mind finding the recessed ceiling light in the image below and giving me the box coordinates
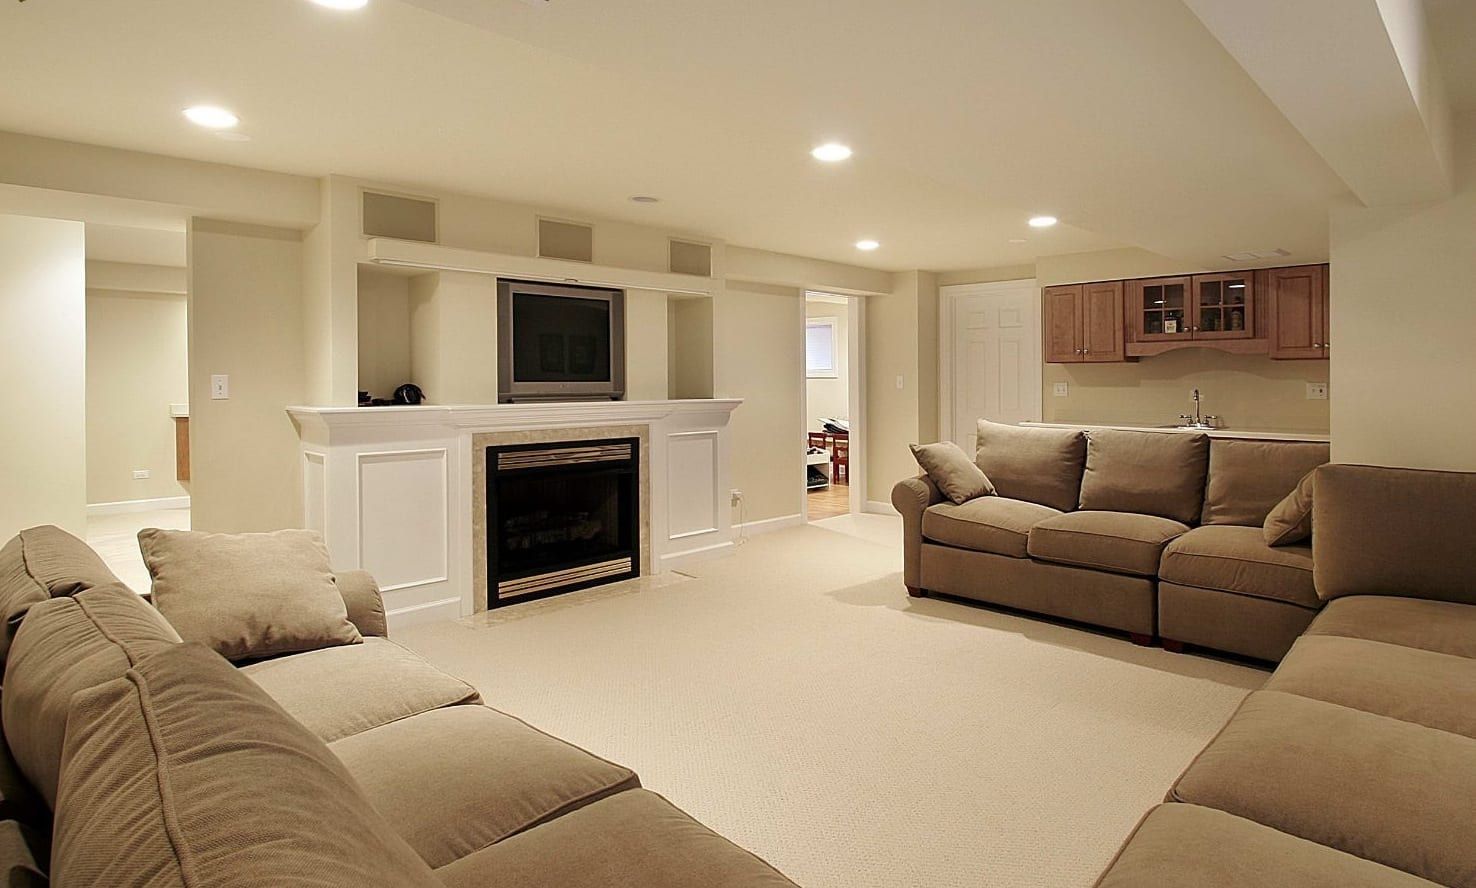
[1028,215,1058,228]
[811,142,853,162]
[183,106,239,129]
[309,0,370,9]
[855,239,880,251]
[629,195,660,204]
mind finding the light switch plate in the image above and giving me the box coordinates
[1053,382,1069,397]
[1306,382,1328,400]
[210,374,229,400]
[895,375,904,390]
[132,469,151,480]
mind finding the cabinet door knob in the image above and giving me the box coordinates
[1313,343,1322,348]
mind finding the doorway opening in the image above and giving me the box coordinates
[802,291,863,522]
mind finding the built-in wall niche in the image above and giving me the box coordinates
[537,218,594,263]
[357,266,414,402]
[667,294,714,399]
[361,190,438,244]
[669,239,712,277]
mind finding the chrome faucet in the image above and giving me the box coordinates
[1178,389,1220,430]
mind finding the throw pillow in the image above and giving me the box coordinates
[139,528,362,662]
[1263,471,1315,547]
[910,442,995,504]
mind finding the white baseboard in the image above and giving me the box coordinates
[659,539,736,571]
[865,500,900,516]
[87,496,190,517]
[737,513,804,536]
[385,596,462,630]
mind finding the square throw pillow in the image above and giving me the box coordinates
[1263,471,1315,547]
[910,442,995,504]
[139,529,362,662]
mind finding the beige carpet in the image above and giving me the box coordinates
[396,514,1266,888]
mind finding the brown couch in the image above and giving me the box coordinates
[0,526,796,887]
[1096,463,1476,887]
[893,420,1330,660]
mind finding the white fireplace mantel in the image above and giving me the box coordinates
[288,399,742,629]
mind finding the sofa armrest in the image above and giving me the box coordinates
[892,475,944,590]
[333,570,388,638]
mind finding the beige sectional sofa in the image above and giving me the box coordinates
[893,420,1330,660]
[1096,463,1476,887]
[0,526,796,887]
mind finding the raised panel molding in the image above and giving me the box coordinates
[357,448,449,592]
[303,451,327,538]
[666,430,719,539]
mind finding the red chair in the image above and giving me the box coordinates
[831,437,849,484]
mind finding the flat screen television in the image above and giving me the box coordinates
[497,279,626,402]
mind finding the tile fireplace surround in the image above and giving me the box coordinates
[288,400,741,629]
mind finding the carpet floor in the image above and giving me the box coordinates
[396,514,1266,888]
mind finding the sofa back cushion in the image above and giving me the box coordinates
[51,643,441,888]
[1314,464,1476,604]
[1077,430,1209,524]
[1201,439,1330,526]
[1,585,180,809]
[974,420,1086,512]
[0,819,46,888]
[0,526,121,671]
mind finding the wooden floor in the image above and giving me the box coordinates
[806,481,851,520]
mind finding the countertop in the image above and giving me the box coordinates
[1021,421,1329,443]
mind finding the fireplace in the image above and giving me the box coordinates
[485,438,640,607]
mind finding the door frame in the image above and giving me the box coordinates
[938,278,1042,446]
[798,291,866,521]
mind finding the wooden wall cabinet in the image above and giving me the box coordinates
[1043,282,1125,363]
[1265,264,1329,359]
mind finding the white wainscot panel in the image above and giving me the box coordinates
[666,430,718,539]
[303,451,326,537]
[357,449,449,592]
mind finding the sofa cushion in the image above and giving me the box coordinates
[2,584,180,809]
[1170,690,1476,888]
[1027,511,1188,577]
[1159,525,1317,608]
[0,716,47,831]
[435,788,797,888]
[139,527,362,662]
[910,441,994,504]
[974,420,1085,512]
[1096,803,1441,888]
[239,637,480,742]
[922,497,1061,558]
[0,819,47,888]
[1078,429,1209,524]
[1263,470,1315,546]
[51,643,440,888]
[0,526,121,670]
[1266,635,1476,738]
[334,569,388,638]
[1304,595,1476,660]
[1314,464,1476,605]
[331,705,639,868]
[1200,439,1329,527]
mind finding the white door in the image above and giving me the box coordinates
[942,280,1042,455]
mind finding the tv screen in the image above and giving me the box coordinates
[510,292,613,384]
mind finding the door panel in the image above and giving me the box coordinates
[1191,273,1254,340]
[1267,266,1325,359]
[1043,285,1082,363]
[1081,281,1124,361]
[1132,277,1194,342]
[951,284,1042,454]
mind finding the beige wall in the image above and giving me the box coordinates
[667,296,714,399]
[85,289,189,505]
[356,267,412,400]
[0,214,86,537]
[408,271,499,405]
[866,272,940,504]
[187,219,305,532]
[1329,114,1476,470]
[625,290,670,400]
[805,300,849,430]
[715,284,803,523]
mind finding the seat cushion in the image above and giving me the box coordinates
[1200,439,1329,526]
[1097,803,1441,888]
[1304,595,1476,659]
[0,819,47,888]
[331,705,638,868]
[1314,464,1476,605]
[1170,690,1476,888]
[1027,511,1188,577]
[922,497,1061,558]
[435,788,797,888]
[2,584,180,809]
[1267,635,1476,738]
[1078,429,1209,524]
[0,526,121,669]
[52,643,440,888]
[1159,525,1316,607]
[974,420,1086,512]
[239,636,480,742]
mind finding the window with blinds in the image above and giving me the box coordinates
[806,318,838,378]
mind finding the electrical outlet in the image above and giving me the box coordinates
[730,489,743,506]
[132,469,151,480]
[895,375,904,390]
[210,374,230,400]
[1306,382,1328,400]
[1053,382,1069,397]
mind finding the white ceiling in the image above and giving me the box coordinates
[0,0,1458,272]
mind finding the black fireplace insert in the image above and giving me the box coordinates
[486,437,639,607]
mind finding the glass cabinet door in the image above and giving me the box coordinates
[1191,274,1253,339]
[1136,277,1192,341]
